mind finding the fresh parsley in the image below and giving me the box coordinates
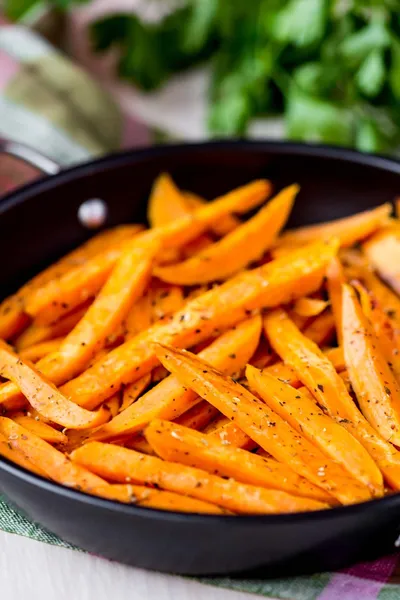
[6,0,400,152]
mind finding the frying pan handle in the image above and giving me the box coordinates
[0,138,60,175]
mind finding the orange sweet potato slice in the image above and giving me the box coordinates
[145,419,334,503]
[91,316,261,439]
[154,344,373,504]
[91,482,227,513]
[0,345,107,429]
[155,184,298,285]
[278,203,391,248]
[56,239,338,410]
[0,417,107,490]
[246,365,383,496]
[342,284,400,445]
[71,442,328,514]
[264,306,400,490]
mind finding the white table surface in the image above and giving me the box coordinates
[0,530,277,600]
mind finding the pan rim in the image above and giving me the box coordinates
[1,139,400,526]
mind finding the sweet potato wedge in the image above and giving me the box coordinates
[292,297,329,318]
[120,374,151,412]
[11,414,68,445]
[71,442,328,514]
[57,239,339,410]
[35,235,161,385]
[148,173,190,228]
[278,203,391,248]
[91,482,227,513]
[14,302,91,351]
[246,365,383,496]
[264,306,400,490]
[0,345,107,429]
[301,310,336,346]
[91,316,261,439]
[363,228,400,295]
[184,191,241,236]
[145,419,334,503]
[342,284,400,445]
[264,346,345,388]
[0,431,48,478]
[154,344,373,504]
[174,401,220,431]
[353,281,400,383]
[20,338,64,363]
[326,257,346,344]
[0,225,143,339]
[0,417,107,490]
[155,184,298,284]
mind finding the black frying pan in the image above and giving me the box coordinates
[1,140,400,577]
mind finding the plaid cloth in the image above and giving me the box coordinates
[1,21,400,600]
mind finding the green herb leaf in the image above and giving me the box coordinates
[183,0,218,53]
[286,87,353,146]
[356,48,386,97]
[340,21,391,67]
[272,0,328,48]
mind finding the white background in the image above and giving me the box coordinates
[0,530,278,600]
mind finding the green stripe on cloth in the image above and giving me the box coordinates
[0,496,76,550]
[202,573,331,600]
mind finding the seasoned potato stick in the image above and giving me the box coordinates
[0,298,30,341]
[150,283,184,321]
[184,191,241,236]
[25,242,127,325]
[92,316,261,439]
[248,337,275,369]
[174,401,220,431]
[292,297,329,317]
[125,434,156,456]
[203,414,230,434]
[104,395,121,418]
[71,442,328,514]
[58,239,339,409]
[353,281,400,383]
[0,345,107,429]
[155,185,298,285]
[0,225,143,339]
[35,236,161,385]
[265,346,345,388]
[120,374,151,412]
[246,366,383,495]
[20,337,64,363]
[363,228,400,295]
[301,310,335,346]
[342,284,400,445]
[124,292,153,340]
[11,414,67,444]
[181,233,214,258]
[1,238,160,406]
[157,179,272,249]
[264,306,400,489]
[15,302,91,351]
[326,258,346,344]
[0,431,49,478]
[264,308,368,423]
[148,173,190,228]
[92,482,226,513]
[279,203,391,248]
[0,417,107,490]
[154,344,373,504]
[145,419,334,503]
[209,421,256,450]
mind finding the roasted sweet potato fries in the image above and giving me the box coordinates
[0,175,399,515]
